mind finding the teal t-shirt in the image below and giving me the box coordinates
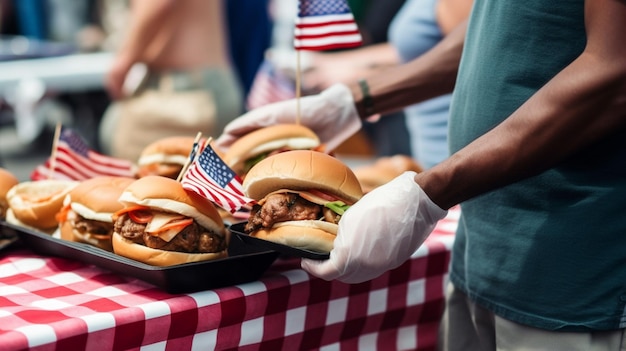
[448,0,626,331]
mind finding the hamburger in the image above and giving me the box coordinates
[242,150,363,253]
[6,179,78,234]
[57,176,135,251]
[0,168,19,220]
[136,136,200,179]
[111,175,229,266]
[353,155,423,193]
[223,124,323,178]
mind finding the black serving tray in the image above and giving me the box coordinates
[230,222,330,260]
[1,221,280,294]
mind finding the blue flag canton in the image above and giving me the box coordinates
[60,128,89,157]
[299,0,350,17]
[199,147,236,188]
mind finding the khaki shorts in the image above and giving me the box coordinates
[439,283,626,351]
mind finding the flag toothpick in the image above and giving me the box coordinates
[48,123,62,180]
[176,132,205,182]
[31,126,136,181]
[180,142,253,213]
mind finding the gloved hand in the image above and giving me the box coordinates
[301,171,448,284]
[215,84,361,152]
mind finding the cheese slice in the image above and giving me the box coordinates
[146,212,187,242]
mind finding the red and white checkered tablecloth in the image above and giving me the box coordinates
[0,207,459,351]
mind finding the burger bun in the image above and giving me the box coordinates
[243,149,362,204]
[224,124,321,176]
[111,232,228,266]
[251,220,337,253]
[6,180,78,231]
[137,136,198,179]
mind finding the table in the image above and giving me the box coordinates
[0,207,459,351]
[0,52,112,95]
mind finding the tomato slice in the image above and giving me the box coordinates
[308,189,338,202]
[113,205,150,221]
[128,209,154,224]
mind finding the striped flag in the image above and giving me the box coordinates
[294,0,363,51]
[246,59,296,110]
[30,127,136,181]
[181,143,253,213]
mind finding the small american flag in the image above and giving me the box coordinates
[294,0,363,51]
[181,143,253,213]
[246,59,296,110]
[30,127,136,181]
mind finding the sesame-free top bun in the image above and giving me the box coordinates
[7,180,78,231]
[70,176,136,215]
[137,136,197,179]
[223,124,321,176]
[118,175,226,235]
[0,168,19,220]
[243,150,363,204]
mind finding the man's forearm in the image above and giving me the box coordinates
[415,0,626,210]
[348,20,467,119]
[117,0,178,64]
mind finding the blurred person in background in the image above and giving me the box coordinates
[302,0,472,168]
[226,0,272,99]
[101,0,244,162]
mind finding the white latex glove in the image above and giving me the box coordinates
[301,171,447,284]
[215,84,361,152]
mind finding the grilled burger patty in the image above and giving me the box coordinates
[244,193,341,233]
[113,214,227,253]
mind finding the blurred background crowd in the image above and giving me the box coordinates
[0,0,433,180]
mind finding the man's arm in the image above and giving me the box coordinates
[416,0,626,209]
[106,0,177,99]
[347,20,467,118]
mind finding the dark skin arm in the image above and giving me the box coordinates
[351,0,626,210]
[349,21,466,119]
[418,0,626,209]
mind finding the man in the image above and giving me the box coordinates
[216,0,626,349]
[102,0,243,161]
